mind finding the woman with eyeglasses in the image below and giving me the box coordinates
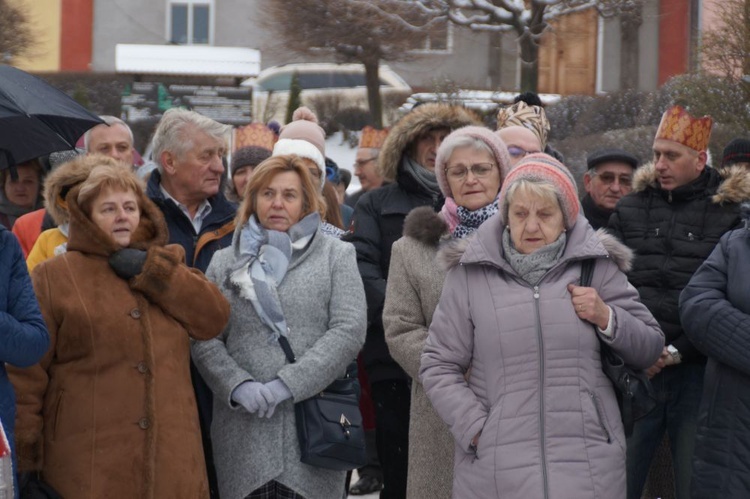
[382,126,511,499]
[497,126,543,167]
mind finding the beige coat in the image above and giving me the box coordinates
[383,207,454,499]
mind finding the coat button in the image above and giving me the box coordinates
[138,418,150,430]
[137,362,148,374]
[130,308,141,319]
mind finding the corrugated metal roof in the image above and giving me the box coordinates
[115,44,261,77]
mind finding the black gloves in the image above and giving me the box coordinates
[108,248,148,280]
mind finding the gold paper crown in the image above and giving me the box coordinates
[655,105,713,152]
[359,126,389,149]
[233,123,277,152]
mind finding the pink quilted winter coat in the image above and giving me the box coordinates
[420,213,664,499]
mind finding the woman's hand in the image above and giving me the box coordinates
[231,381,275,417]
[567,284,610,331]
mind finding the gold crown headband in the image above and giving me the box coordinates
[359,126,389,149]
[655,105,713,152]
[234,123,277,151]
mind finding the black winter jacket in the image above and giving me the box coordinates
[680,206,750,498]
[349,168,439,383]
[609,165,743,362]
[146,171,236,273]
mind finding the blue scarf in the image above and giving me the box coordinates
[231,212,320,343]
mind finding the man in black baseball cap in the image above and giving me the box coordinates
[582,148,639,229]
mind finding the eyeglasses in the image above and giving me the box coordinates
[592,171,632,187]
[445,163,496,181]
[354,157,377,169]
[507,146,540,159]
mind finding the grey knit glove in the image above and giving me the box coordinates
[263,379,292,418]
[231,381,275,417]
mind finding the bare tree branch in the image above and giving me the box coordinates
[0,0,36,61]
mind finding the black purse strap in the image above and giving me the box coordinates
[278,336,296,364]
[580,258,595,287]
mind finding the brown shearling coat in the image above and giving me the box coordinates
[8,184,230,499]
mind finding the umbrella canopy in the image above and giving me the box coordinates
[0,64,103,170]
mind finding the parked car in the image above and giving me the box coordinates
[242,63,412,124]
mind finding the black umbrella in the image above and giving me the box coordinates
[0,64,103,170]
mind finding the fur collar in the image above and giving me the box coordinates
[438,226,633,273]
[402,206,447,246]
[633,162,750,204]
[378,104,480,181]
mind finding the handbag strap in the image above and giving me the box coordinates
[278,336,296,364]
[580,258,595,287]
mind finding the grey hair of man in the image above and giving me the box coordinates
[151,108,232,174]
[83,115,134,152]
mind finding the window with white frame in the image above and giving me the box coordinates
[169,0,213,45]
[408,19,452,53]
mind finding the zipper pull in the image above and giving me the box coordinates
[533,286,540,299]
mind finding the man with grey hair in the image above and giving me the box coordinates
[346,126,388,209]
[146,108,235,499]
[84,115,136,169]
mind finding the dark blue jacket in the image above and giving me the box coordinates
[0,225,49,482]
[146,171,235,498]
[680,205,750,498]
[146,171,236,273]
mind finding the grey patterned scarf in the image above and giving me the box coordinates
[402,156,440,196]
[231,212,320,343]
[502,227,567,286]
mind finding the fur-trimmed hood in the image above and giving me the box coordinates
[438,214,634,275]
[378,104,480,181]
[633,162,750,204]
[402,206,448,246]
[65,183,169,257]
[43,157,100,226]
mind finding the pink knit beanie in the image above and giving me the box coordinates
[435,126,512,199]
[499,153,580,229]
[273,107,327,190]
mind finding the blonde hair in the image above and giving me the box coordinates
[236,155,326,227]
[77,157,144,215]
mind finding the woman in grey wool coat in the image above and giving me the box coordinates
[383,125,512,499]
[192,155,367,499]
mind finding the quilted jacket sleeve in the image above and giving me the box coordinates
[592,258,664,370]
[420,265,488,454]
[0,230,49,367]
[680,232,750,375]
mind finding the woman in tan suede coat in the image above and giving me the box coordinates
[8,158,230,499]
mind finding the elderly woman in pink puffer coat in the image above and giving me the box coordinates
[420,154,664,499]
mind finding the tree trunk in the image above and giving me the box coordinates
[363,59,383,129]
[619,7,643,90]
[519,34,539,92]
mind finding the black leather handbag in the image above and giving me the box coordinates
[581,259,658,436]
[278,337,367,471]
